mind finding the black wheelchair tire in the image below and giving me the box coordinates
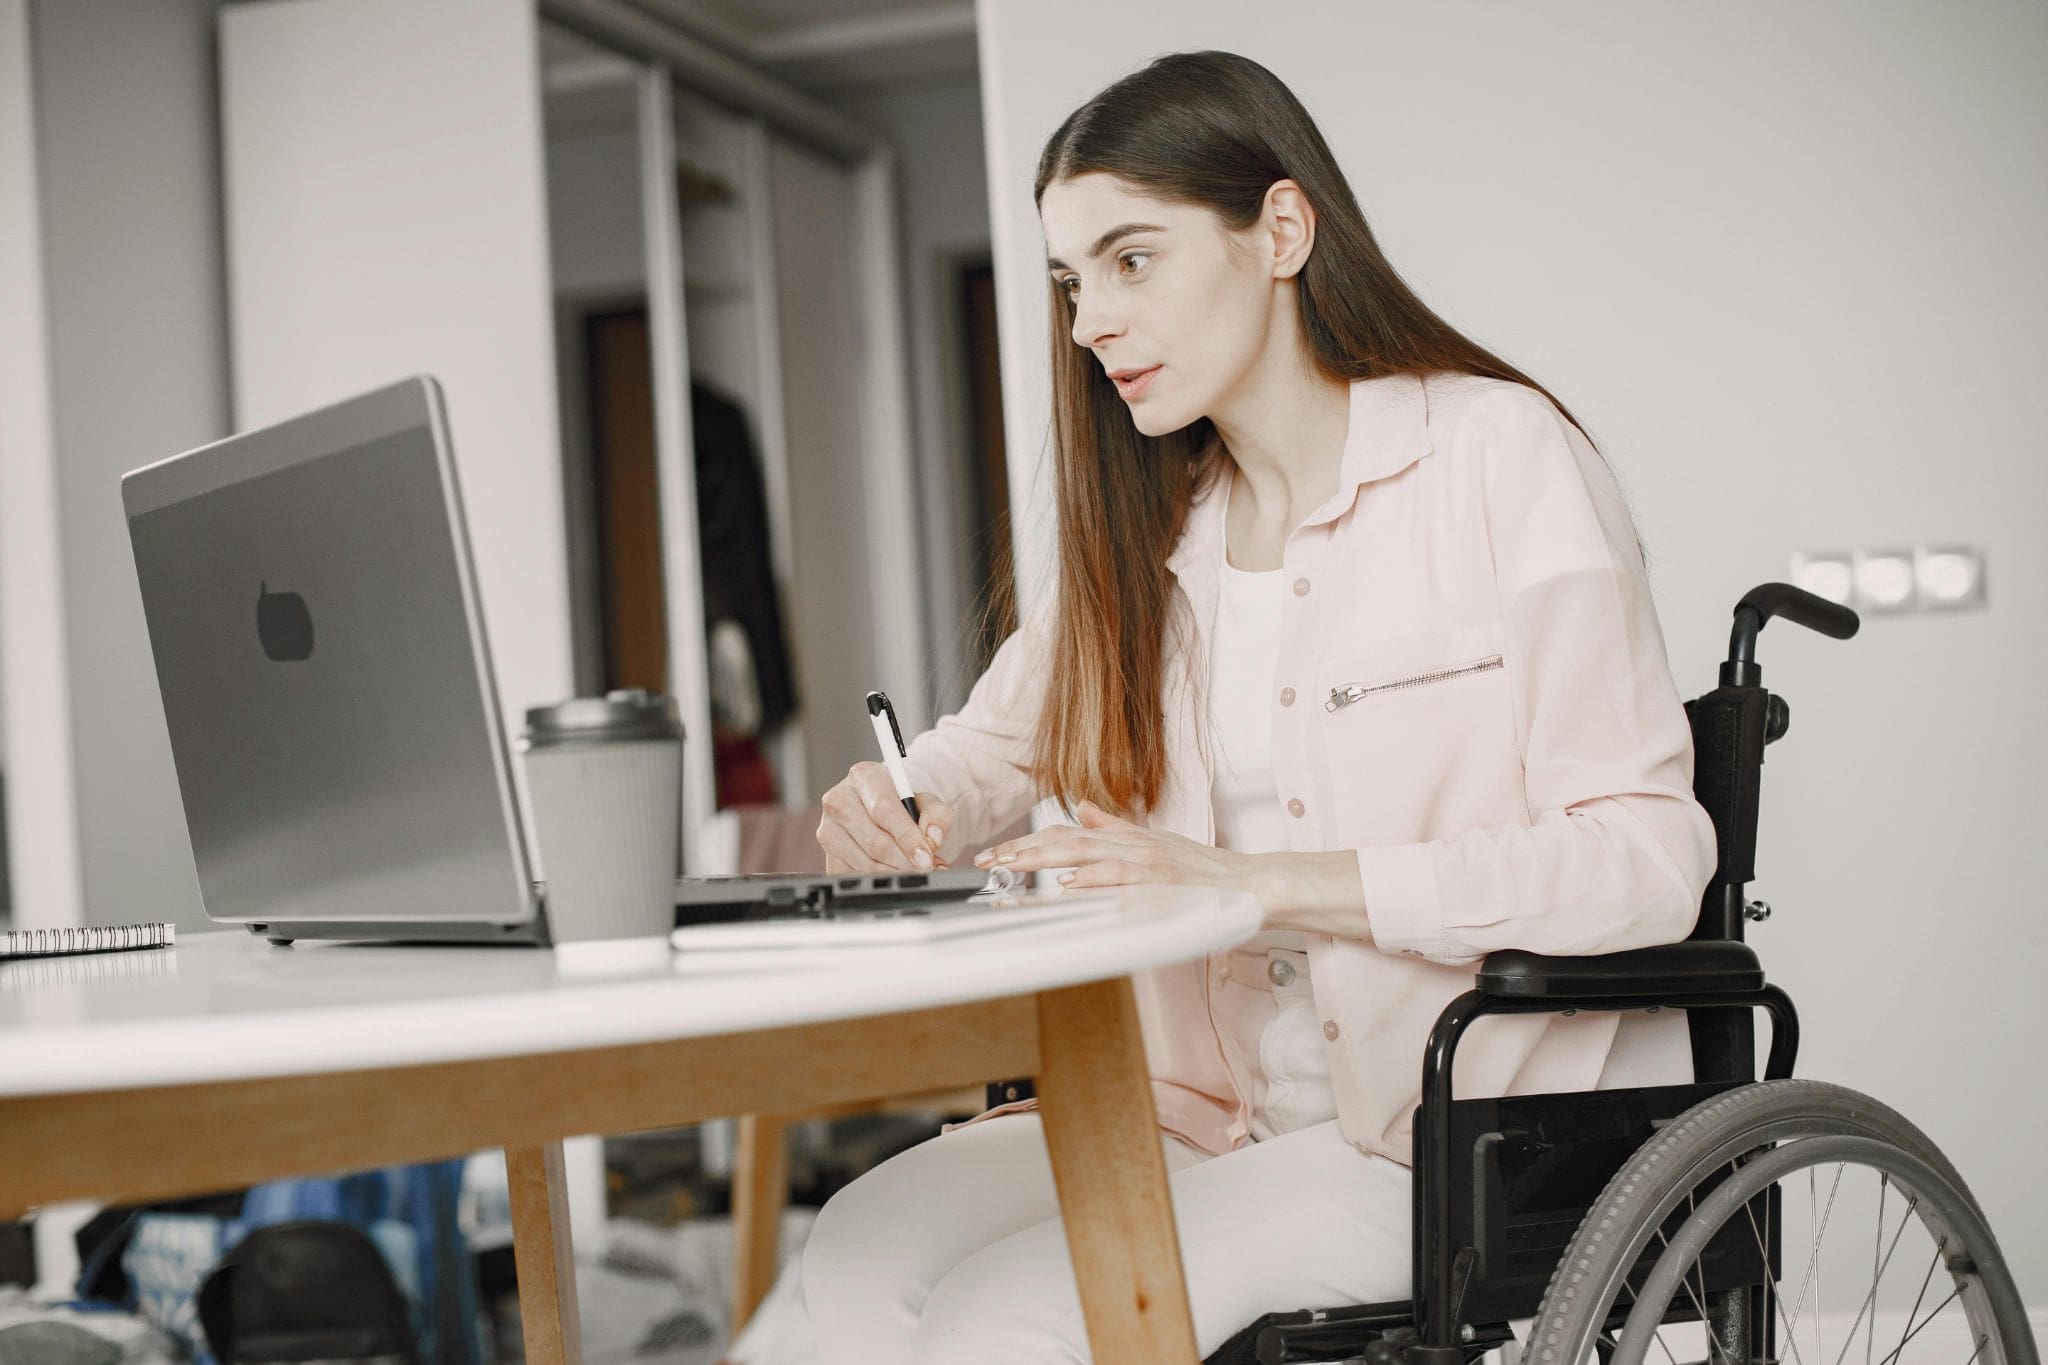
[1525,1079,2036,1365]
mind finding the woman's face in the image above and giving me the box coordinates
[1040,173,1281,438]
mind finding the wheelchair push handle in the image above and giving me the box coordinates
[1720,583,1859,691]
[1727,582,1858,663]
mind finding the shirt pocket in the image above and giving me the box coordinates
[1311,620,1523,844]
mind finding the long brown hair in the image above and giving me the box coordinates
[1024,49,1606,819]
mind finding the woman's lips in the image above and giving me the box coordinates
[1112,366,1161,400]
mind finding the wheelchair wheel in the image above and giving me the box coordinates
[1527,1080,2036,1365]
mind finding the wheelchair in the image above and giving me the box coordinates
[1014,582,2041,1365]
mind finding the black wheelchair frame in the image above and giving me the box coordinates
[974,582,2029,1365]
[1203,581,1855,1365]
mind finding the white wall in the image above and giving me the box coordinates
[977,0,2047,1300]
[767,135,889,789]
[0,0,74,932]
[2,0,232,932]
[840,78,993,718]
[219,0,574,773]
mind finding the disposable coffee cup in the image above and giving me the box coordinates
[520,689,684,971]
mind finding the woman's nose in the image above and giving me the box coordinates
[1070,295,1123,349]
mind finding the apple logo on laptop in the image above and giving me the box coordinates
[256,581,314,661]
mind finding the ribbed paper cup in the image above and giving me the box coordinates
[520,692,683,971]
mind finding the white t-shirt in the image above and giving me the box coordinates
[1208,479,1338,1140]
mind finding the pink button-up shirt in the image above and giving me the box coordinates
[908,369,1718,1164]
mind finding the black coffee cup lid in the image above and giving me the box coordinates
[523,689,684,746]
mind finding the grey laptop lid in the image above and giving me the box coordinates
[122,376,539,935]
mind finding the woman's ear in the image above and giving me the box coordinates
[1263,179,1317,280]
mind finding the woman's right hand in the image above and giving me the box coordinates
[816,762,957,873]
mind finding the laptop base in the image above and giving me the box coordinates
[244,914,550,948]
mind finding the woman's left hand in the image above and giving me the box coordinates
[972,800,1258,891]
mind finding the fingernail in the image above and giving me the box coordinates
[913,847,933,870]
[973,850,993,867]
[927,825,944,844]
[1058,871,1075,884]
[996,853,1016,865]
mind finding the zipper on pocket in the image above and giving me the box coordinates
[1324,653,1504,712]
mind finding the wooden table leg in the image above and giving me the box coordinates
[507,1142,584,1365]
[730,1112,789,1335]
[1035,976,1199,1363]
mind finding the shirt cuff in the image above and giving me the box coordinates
[1354,842,1447,960]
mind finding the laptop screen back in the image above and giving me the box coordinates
[123,378,534,928]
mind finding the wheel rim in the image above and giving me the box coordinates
[1590,1134,2022,1365]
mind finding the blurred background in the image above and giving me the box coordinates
[1,0,2041,1359]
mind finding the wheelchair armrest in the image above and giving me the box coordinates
[1477,941,1764,1000]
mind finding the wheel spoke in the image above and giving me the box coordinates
[1635,1274,1686,1365]
[1621,1263,1686,1365]
[1818,1165,1832,1365]
[1742,1178,1808,1365]
[1870,1286,1962,1365]
[1889,1239,1946,1365]
[1831,1187,1917,1365]
[1785,1162,1846,1348]
[1704,1267,1727,1365]
[1652,1226,1723,1365]
[1868,1175,1887,1365]
[1646,1315,1685,1365]
[1682,1183,1720,1365]
[1809,1164,1821,1365]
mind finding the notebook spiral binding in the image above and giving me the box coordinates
[0,921,176,960]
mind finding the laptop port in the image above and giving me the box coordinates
[900,874,928,888]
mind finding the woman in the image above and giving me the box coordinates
[802,49,1717,1363]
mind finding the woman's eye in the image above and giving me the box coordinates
[1053,254,1145,298]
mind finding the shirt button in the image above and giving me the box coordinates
[1292,577,1311,597]
[1267,958,1296,987]
[1287,797,1305,818]
[1322,1019,1341,1041]
[1279,686,1296,707]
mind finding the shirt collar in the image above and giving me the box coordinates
[1166,370,1433,582]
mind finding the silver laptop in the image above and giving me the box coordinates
[123,377,550,945]
[123,377,1030,947]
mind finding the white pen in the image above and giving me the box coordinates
[865,690,922,825]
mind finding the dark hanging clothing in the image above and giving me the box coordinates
[691,380,798,736]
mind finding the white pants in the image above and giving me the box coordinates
[801,1111,1412,1363]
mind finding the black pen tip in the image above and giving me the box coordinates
[866,690,889,716]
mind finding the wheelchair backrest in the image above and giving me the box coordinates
[1681,684,1771,943]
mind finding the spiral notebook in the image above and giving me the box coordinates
[0,922,176,961]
